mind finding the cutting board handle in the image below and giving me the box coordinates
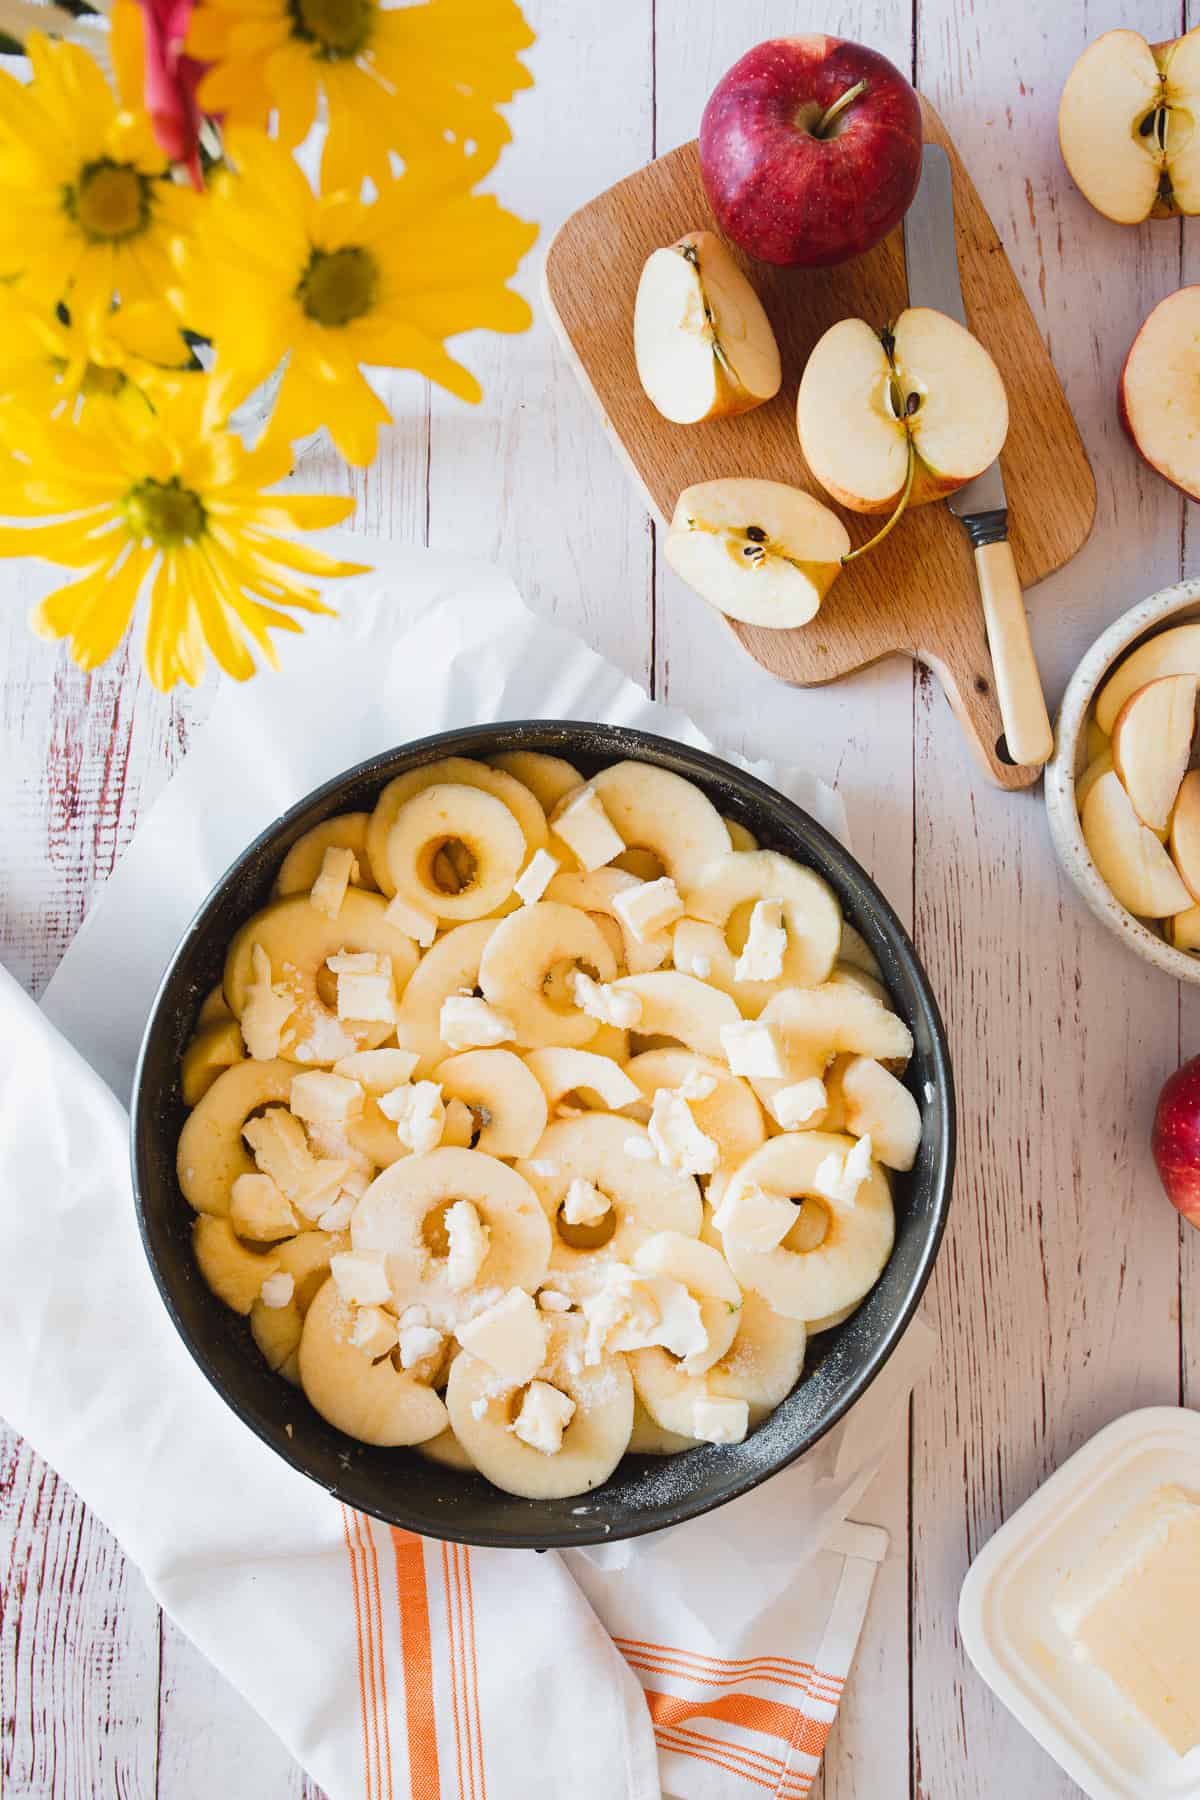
[922,633,1044,792]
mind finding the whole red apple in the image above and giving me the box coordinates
[1152,1056,1200,1229]
[699,36,923,268]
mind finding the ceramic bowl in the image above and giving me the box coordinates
[131,721,955,1548]
[1045,579,1200,985]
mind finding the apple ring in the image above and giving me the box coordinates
[367,756,548,898]
[385,783,527,924]
[432,1049,549,1158]
[724,816,758,853]
[523,1046,641,1113]
[623,1048,766,1169]
[417,1427,476,1471]
[628,1396,696,1455]
[630,1291,806,1436]
[181,1018,245,1107]
[586,761,732,890]
[249,1227,350,1383]
[478,901,619,1049]
[224,891,419,1063]
[716,1132,894,1321]
[298,1278,448,1447]
[610,972,740,1060]
[177,1057,296,1216]
[488,750,582,816]
[391,918,497,1078]
[446,1314,634,1500]
[197,983,234,1029]
[748,982,914,1114]
[351,1146,552,1311]
[274,812,379,896]
[515,1114,702,1280]
[683,850,842,992]
[193,1214,281,1313]
[547,867,672,973]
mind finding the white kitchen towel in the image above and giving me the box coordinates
[3,538,934,1800]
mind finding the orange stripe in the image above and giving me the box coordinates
[615,1636,816,1675]
[359,1514,395,1800]
[341,1506,375,1800]
[658,1721,796,1781]
[389,1529,443,1800]
[645,1686,811,1748]
[459,1548,487,1800]
[622,1651,819,1694]
[351,1513,384,1800]
[440,1541,470,1800]
[654,1727,785,1795]
[655,1725,810,1797]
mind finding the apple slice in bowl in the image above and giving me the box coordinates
[1080,770,1192,918]
[1109,673,1197,835]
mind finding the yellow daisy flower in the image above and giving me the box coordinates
[189,0,533,193]
[0,382,366,689]
[0,290,196,417]
[176,129,536,467]
[0,22,199,318]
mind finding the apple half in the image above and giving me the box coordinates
[1110,673,1197,834]
[1059,26,1200,225]
[796,307,1008,548]
[1081,768,1192,917]
[633,230,782,425]
[1120,289,1200,502]
[1095,623,1200,735]
[665,477,850,629]
[1170,771,1200,902]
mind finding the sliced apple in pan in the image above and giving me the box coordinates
[1095,623,1200,734]
[1120,288,1200,501]
[1081,769,1192,917]
[1075,749,1114,814]
[1109,673,1196,834]
[664,477,850,629]
[796,307,1008,522]
[1058,26,1200,225]
[634,230,781,425]
[1170,771,1200,902]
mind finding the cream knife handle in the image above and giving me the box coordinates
[973,538,1054,768]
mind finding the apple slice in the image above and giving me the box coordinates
[634,230,782,425]
[1081,769,1192,917]
[1095,623,1200,734]
[1166,904,1200,951]
[1110,674,1197,834]
[1086,718,1111,762]
[665,478,849,629]
[1075,748,1114,813]
[1170,771,1200,902]
[1120,289,1200,501]
[797,307,1008,520]
[1058,26,1200,225]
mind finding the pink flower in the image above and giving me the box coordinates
[133,0,207,189]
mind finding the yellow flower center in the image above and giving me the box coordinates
[81,363,127,398]
[297,246,379,328]
[124,477,207,547]
[69,160,152,244]
[291,0,372,57]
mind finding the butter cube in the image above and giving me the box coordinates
[691,1395,750,1444]
[713,1181,796,1253]
[240,944,293,1060]
[512,1380,576,1454]
[330,1250,391,1307]
[397,1323,445,1370]
[768,1078,827,1130]
[562,1177,611,1227]
[720,1019,786,1079]
[259,1271,295,1309]
[289,1071,364,1133]
[813,1134,873,1205]
[230,1172,298,1241]
[439,994,515,1050]
[571,969,642,1029]
[309,846,358,920]
[733,899,787,983]
[612,876,684,945]
[551,785,625,870]
[328,951,396,1023]
[243,1107,311,1196]
[648,1088,719,1176]
[514,848,560,906]
[445,1198,491,1291]
[378,1080,445,1155]
[350,1304,399,1356]
[457,1288,547,1386]
[383,893,437,946]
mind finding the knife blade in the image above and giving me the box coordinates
[902,146,1053,768]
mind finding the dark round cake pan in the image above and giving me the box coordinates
[131,720,954,1549]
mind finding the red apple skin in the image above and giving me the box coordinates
[1153,1057,1200,1229]
[698,35,923,268]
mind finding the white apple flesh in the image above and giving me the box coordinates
[1075,748,1114,814]
[1170,771,1200,902]
[1095,622,1200,734]
[1109,673,1197,834]
[1081,768,1192,917]
[1059,26,1200,225]
[796,306,1008,515]
[1120,288,1200,502]
[634,230,781,425]
[665,477,850,629]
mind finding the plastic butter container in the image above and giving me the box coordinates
[959,1407,1200,1800]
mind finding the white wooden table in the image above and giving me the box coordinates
[0,0,1192,1792]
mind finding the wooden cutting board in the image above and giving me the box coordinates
[542,98,1096,791]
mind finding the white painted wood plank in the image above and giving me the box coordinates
[911,3,1187,1794]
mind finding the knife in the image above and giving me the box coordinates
[902,146,1054,769]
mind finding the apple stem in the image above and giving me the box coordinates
[841,440,916,565]
[814,79,868,138]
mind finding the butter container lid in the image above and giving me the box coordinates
[959,1407,1200,1800]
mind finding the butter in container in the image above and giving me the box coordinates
[959,1407,1200,1799]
